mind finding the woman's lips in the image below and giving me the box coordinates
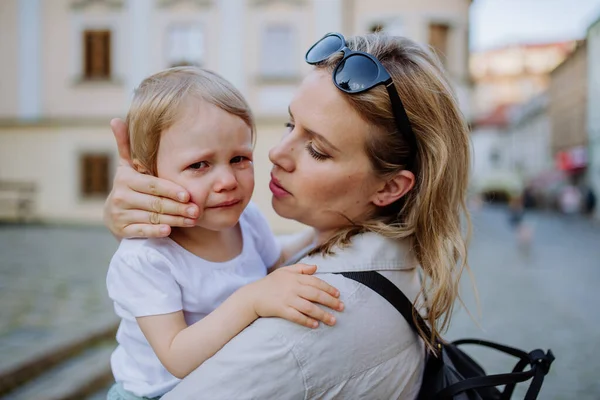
[269,174,291,198]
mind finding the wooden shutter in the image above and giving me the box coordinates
[429,23,450,63]
[84,30,111,79]
[81,154,110,197]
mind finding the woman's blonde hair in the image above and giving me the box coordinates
[127,66,255,175]
[313,34,472,350]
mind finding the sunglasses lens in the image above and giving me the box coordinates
[306,35,344,63]
[334,55,379,92]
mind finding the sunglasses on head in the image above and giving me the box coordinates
[305,32,417,168]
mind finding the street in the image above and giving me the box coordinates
[447,206,600,399]
[0,206,598,399]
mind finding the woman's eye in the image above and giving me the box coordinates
[284,122,295,132]
[305,142,329,161]
[188,161,208,170]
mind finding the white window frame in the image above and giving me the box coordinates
[260,24,299,79]
[166,23,205,67]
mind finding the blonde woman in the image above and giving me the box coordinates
[104,32,471,399]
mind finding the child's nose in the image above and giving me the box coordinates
[213,168,238,192]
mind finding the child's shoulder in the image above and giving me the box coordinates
[112,238,178,263]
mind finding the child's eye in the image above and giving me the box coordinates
[188,161,208,170]
[231,156,246,164]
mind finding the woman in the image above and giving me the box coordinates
[104,32,471,399]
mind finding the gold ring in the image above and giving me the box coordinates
[149,212,161,225]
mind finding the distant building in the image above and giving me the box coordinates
[470,41,576,118]
[0,0,472,229]
[509,93,552,182]
[470,105,521,201]
[549,41,589,184]
[587,16,600,219]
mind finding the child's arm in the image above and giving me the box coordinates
[137,263,342,379]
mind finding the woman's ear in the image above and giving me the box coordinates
[371,170,415,207]
[132,159,150,174]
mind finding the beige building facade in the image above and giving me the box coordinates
[0,0,472,232]
[470,41,576,118]
[549,41,588,179]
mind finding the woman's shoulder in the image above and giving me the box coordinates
[246,270,423,396]
[299,232,418,274]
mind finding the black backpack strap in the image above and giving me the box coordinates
[438,348,554,400]
[448,340,554,400]
[338,271,555,400]
[337,271,432,340]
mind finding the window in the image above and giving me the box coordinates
[80,154,111,197]
[167,25,204,67]
[260,25,297,78]
[369,23,384,33]
[428,23,450,63]
[368,20,403,36]
[83,30,111,79]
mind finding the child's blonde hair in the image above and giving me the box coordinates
[127,66,255,176]
[312,34,472,351]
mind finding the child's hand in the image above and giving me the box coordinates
[244,264,344,328]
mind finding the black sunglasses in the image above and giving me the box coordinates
[305,32,417,168]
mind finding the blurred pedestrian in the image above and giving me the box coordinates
[559,184,582,215]
[508,194,533,251]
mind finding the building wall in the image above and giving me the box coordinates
[509,94,552,181]
[549,42,588,155]
[0,0,472,229]
[0,0,20,119]
[587,18,600,219]
[470,42,575,118]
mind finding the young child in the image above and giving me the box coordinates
[106,67,343,400]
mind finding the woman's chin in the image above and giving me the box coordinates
[271,196,293,219]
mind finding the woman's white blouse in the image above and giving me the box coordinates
[164,232,425,400]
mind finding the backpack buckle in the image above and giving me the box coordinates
[529,349,555,375]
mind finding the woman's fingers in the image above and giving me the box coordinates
[118,209,196,229]
[117,191,199,219]
[121,223,171,239]
[122,170,193,204]
[111,118,132,165]
[297,285,343,312]
[289,298,337,326]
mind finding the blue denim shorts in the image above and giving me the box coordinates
[106,382,162,400]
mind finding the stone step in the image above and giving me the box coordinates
[0,319,118,396]
[2,341,115,400]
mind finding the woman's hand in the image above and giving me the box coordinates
[103,118,201,239]
[242,264,344,328]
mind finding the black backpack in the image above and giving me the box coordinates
[339,271,555,400]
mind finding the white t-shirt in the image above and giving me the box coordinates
[106,202,281,398]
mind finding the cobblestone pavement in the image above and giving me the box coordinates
[1,207,599,399]
[0,224,119,373]
[446,206,600,399]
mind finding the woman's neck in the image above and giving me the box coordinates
[169,224,243,263]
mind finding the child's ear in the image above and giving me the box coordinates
[132,159,150,174]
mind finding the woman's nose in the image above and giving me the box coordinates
[213,167,238,192]
[269,134,296,173]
